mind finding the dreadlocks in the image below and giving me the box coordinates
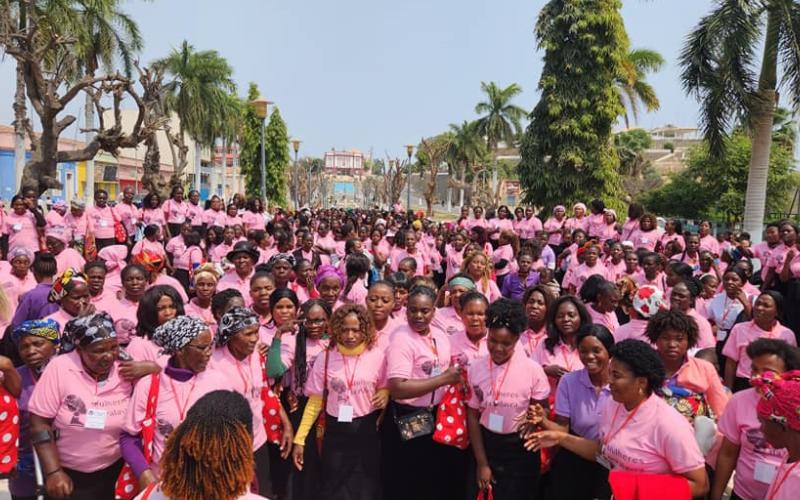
[159,390,254,500]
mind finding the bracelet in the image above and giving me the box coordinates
[45,467,62,477]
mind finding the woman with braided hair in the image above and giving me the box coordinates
[134,391,266,500]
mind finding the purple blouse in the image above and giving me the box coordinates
[554,368,611,441]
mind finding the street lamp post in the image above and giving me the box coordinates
[291,139,301,210]
[405,144,414,211]
[251,96,271,204]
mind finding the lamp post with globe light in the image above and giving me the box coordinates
[405,144,414,211]
[251,96,271,203]
[291,139,301,210]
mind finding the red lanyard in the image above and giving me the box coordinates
[560,344,574,371]
[168,377,197,421]
[768,461,799,500]
[342,353,361,392]
[489,356,512,406]
[235,357,254,395]
[422,334,440,366]
[603,401,644,446]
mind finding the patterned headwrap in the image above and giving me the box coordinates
[217,306,259,347]
[752,370,800,431]
[152,316,209,356]
[8,247,34,263]
[132,250,165,274]
[70,199,86,210]
[314,265,345,289]
[266,253,296,271]
[12,319,60,345]
[45,225,69,244]
[48,268,88,303]
[52,199,67,209]
[60,312,116,354]
[632,285,665,319]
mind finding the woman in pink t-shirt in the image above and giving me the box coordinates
[185,190,204,231]
[141,193,167,242]
[445,232,468,282]
[6,195,43,256]
[491,230,517,290]
[366,280,398,349]
[122,316,227,487]
[386,286,465,499]
[519,286,552,358]
[597,209,620,242]
[466,299,549,498]
[722,291,798,392]
[291,304,388,498]
[171,230,204,295]
[29,312,133,499]
[488,205,514,246]
[184,264,219,332]
[1,248,38,311]
[242,199,266,232]
[211,307,292,497]
[342,253,370,305]
[224,203,243,228]
[544,206,567,247]
[698,221,721,257]
[163,186,189,239]
[449,292,489,368]
[668,280,716,350]
[45,227,85,276]
[86,190,117,251]
[532,295,590,392]
[620,203,643,242]
[526,339,709,498]
[43,269,92,332]
[564,203,588,234]
[629,213,662,252]
[711,339,795,500]
[586,280,620,334]
[461,251,502,303]
[132,224,168,261]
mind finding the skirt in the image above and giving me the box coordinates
[546,447,610,500]
[95,237,117,252]
[61,458,123,500]
[468,427,540,500]
[253,442,273,498]
[320,411,381,500]
[287,394,322,500]
[383,402,468,500]
[173,269,191,295]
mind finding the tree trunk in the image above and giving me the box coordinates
[84,90,95,203]
[13,62,27,195]
[743,9,780,243]
[459,165,466,207]
[491,152,498,207]
[194,141,202,194]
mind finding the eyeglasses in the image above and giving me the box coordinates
[304,318,327,326]
[186,343,213,354]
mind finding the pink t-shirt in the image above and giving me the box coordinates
[126,336,166,365]
[305,346,387,419]
[343,280,368,305]
[185,299,216,331]
[605,259,626,282]
[629,228,662,252]
[63,212,88,242]
[466,350,549,434]
[86,205,115,239]
[279,334,329,394]
[596,223,619,242]
[43,308,77,332]
[173,245,203,272]
[242,211,264,232]
[431,306,464,337]
[6,211,39,254]
[764,455,800,500]
[387,324,451,407]
[489,218,514,241]
[448,330,488,368]
[565,262,609,291]
[660,232,684,252]
[202,208,226,227]
[124,369,228,477]
[217,270,254,306]
[588,306,619,333]
[586,213,607,239]
[115,202,140,234]
[613,318,650,344]
[162,199,189,225]
[599,394,705,474]
[209,242,235,263]
[718,388,787,500]
[621,218,640,241]
[492,244,515,277]
[390,249,427,276]
[634,272,667,293]
[225,215,243,228]
[29,352,132,472]
[445,247,466,281]
[100,297,138,344]
[209,348,268,450]
[165,236,186,258]
[699,235,721,256]
[131,238,167,259]
[532,339,584,393]
[149,273,189,304]
[0,268,37,310]
[55,248,86,276]
[687,308,716,350]
[516,216,543,240]
[141,208,166,230]
[185,203,203,226]
[476,279,502,303]
[45,209,65,229]
[722,320,798,378]
[564,216,587,233]
[544,217,565,246]
[518,327,547,358]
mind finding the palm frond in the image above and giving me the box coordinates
[776,0,800,109]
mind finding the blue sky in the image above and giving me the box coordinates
[0,0,716,158]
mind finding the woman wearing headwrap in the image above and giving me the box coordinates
[132,249,189,304]
[543,205,567,249]
[431,274,476,336]
[29,312,132,499]
[43,268,92,331]
[752,370,800,499]
[97,244,128,296]
[315,265,345,310]
[615,284,666,343]
[121,316,227,491]
[0,246,37,312]
[45,225,86,275]
[210,307,293,497]
[564,202,588,233]
[9,319,59,499]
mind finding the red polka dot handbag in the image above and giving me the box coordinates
[115,373,160,500]
[260,353,284,444]
[432,370,470,450]
[0,386,19,475]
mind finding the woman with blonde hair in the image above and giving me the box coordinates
[461,251,502,302]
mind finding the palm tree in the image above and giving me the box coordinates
[155,41,236,189]
[447,120,486,207]
[71,0,142,202]
[681,1,800,240]
[474,82,526,203]
[616,48,664,129]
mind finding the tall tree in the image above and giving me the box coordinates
[264,108,289,207]
[447,120,486,208]
[518,0,628,212]
[154,40,236,188]
[474,81,525,203]
[681,0,800,240]
[616,48,664,129]
[239,83,263,200]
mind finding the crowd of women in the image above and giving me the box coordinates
[0,189,797,499]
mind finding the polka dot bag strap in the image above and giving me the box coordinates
[259,352,283,444]
[115,373,160,500]
[0,386,19,474]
